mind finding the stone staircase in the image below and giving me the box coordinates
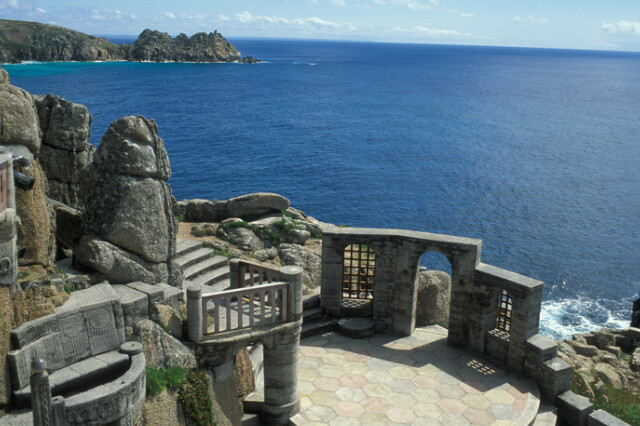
[176,239,232,293]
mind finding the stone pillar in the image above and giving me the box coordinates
[262,324,301,425]
[51,396,65,426]
[0,153,19,296]
[30,358,52,426]
[280,265,303,322]
[187,285,203,343]
[320,236,343,317]
[229,259,240,288]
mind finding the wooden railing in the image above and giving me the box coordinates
[201,281,288,335]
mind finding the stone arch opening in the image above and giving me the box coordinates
[495,289,513,335]
[415,251,453,329]
[342,243,376,300]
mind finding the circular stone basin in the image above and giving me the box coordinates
[338,317,375,339]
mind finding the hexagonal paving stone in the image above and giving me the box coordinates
[388,378,417,394]
[366,357,395,370]
[317,364,346,378]
[461,393,491,410]
[436,398,468,414]
[363,383,392,398]
[360,397,392,414]
[345,361,370,375]
[386,407,417,423]
[412,402,442,419]
[416,363,440,376]
[299,368,320,382]
[329,417,360,426]
[412,388,441,403]
[309,390,341,406]
[340,374,368,388]
[314,377,342,392]
[412,418,443,426]
[436,384,466,399]
[364,370,393,384]
[344,352,371,363]
[439,413,471,425]
[334,401,365,418]
[489,404,519,421]
[336,386,367,402]
[300,346,327,357]
[411,375,440,389]
[485,389,515,405]
[298,380,316,396]
[385,392,417,409]
[389,366,417,380]
[459,380,487,395]
[462,408,496,425]
[357,411,391,426]
[322,353,350,367]
[436,371,461,385]
[299,356,322,369]
[389,354,417,366]
[304,405,337,423]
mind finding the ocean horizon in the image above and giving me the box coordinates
[4,38,639,339]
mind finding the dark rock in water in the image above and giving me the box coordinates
[241,56,261,64]
[632,293,640,328]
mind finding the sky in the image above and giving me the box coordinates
[1,0,640,51]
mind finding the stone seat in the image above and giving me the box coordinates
[4,283,146,425]
[12,349,130,408]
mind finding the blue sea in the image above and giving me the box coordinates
[4,39,639,339]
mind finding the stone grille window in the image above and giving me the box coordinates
[342,244,376,300]
[496,289,513,333]
[0,161,7,212]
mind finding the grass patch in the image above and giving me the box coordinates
[146,366,186,397]
[222,220,253,230]
[192,227,216,237]
[202,242,233,259]
[620,351,632,362]
[313,233,323,239]
[176,215,183,222]
[179,369,215,426]
[571,369,640,425]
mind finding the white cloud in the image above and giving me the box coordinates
[373,0,435,11]
[601,21,640,36]
[90,9,123,21]
[331,0,347,6]
[218,14,231,22]
[513,15,548,24]
[35,7,45,14]
[0,0,18,10]
[460,12,473,18]
[413,25,471,37]
[164,12,176,20]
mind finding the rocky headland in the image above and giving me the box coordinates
[0,19,254,63]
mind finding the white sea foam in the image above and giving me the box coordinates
[539,297,631,340]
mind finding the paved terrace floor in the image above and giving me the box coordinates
[295,326,540,426]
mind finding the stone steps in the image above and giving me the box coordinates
[177,238,232,293]
[176,239,203,257]
[176,247,216,269]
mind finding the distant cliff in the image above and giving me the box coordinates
[0,19,246,63]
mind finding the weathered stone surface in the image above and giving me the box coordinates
[80,174,174,263]
[74,235,172,285]
[631,348,640,372]
[234,348,255,399]
[0,67,8,84]
[47,180,80,207]
[595,363,622,389]
[142,388,186,426]
[134,319,196,370]
[632,294,640,328]
[0,76,40,155]
[0,287,13,406]
[152,303,184,339]
[283,228,310,245]
[51,201,82,250]
[34,94,91,151]
[16,161,55,266]
[38,144,93,183]
[177,198,226,222]
[216,219,262,251]
[209,373,243,426]
[416,269,451,328]
[93,116,170,180]
[226,192,290,219]
[570,341,599,358]
[278,243,321,292]
[254,247,278,262]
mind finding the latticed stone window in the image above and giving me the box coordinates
[496,289,513,333]
[342,244,376,299]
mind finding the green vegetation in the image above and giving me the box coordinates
[179,369,215,426]
[222,220,253,230]
[202,242,233,259]
[146,366,186,397]
[313,233,323,239]
[175,215,183,222]
[571,369,640,425]
[63,284,73,294]
[620,351,632,362]
[191,227,216,237]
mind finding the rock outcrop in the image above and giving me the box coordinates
[175,192,291,222]
[35,94,94,208]
[415,268,451,328]
[0,19,246,63]
[632,293,640,328]
[74,116,182,286]
[0,67,55,266]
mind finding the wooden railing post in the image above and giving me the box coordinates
[229,259,241,288]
